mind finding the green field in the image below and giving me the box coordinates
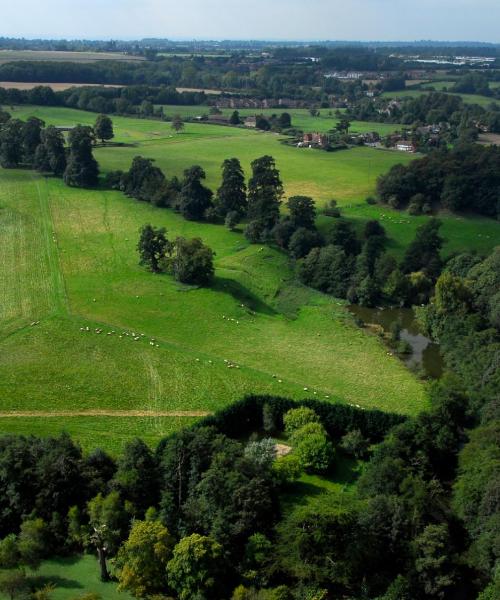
[158,105,405,135]
[0,555,133,600]
[382,84,500,108]
[2,104,497,453]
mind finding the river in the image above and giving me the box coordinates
[348,305,444,379]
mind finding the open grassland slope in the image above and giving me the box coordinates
[0,163,428,452]
[4,105,498,452]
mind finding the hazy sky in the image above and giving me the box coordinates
[2,0,499,42]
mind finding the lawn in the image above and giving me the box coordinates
[0,555,133,600]
[4,104,497,453]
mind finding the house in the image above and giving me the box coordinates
[396,142,416,153]
[244,116,257,128]
[207,114,230,124]
[302,132,329,147]
[54,125,75,132]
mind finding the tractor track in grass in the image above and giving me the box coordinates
[0,410,211,418]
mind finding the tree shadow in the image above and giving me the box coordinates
[212,276,277,316]
[28,574,83,590]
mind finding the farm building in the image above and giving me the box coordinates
[396,142,416,152]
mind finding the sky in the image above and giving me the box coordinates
[2,0,500,43]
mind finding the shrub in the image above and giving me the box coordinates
[283,407,320,436]
[295,432,334,473]
[340,429,369,459]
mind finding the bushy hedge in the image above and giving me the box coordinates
[187,394,406,443]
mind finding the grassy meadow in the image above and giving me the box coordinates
[382,83,500,108]
[2,104,498,453]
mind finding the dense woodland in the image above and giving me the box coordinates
[376,145,500,218]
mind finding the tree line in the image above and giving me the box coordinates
[376,144,500,219]
[0,112,111,188]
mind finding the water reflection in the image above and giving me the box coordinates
[348,305,443,378]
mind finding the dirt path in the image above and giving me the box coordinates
[0,410,212,418]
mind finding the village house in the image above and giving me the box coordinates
[207,114,231,124]
[299,132,329,147]
[396,142,416,152]
[244,116,257,128]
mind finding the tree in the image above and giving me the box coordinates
[225,210,240,231]
[34,126,67,176]
[17,518,47,570]
[179,165,214,221]
[116,520,174,598]
[247,156,283,231]
[286,196,316,230]
[63,125,99,187]
[412,524,456,599]
[112,438,159,516]
[121,156,166,202]
[298,245,354,298]
[288,228,322,259]
[0,118,24,167]
[364,220,386,239]
[167,533,224,600]
[170,237,215,286]
[22,117,44,164]
[278,112,292,129]
[215,158,247,218]
[94,114,114,144]
[340,429,369,459]
[0,571,28,600]
[229,110,241,125]
[137,224,170,273]
[171,114,185,133]
[290,423,334,473]
[325,220,360,255]
[401,218,443,279]
[87,492,131,581]
[283,407,320,436]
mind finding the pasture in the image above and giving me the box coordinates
[8,105,497,259]
[3,104,498,453]
[381,84,500,108]
[0,123,430,451]
[159,104,404,135]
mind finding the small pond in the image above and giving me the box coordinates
[348,305,444,379]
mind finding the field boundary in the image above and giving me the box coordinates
[0,410,211,418]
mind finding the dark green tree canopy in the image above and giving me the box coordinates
[215,157,247,218]
[63,125,99,187]
[94,114,114,143]
[179,165,213,221]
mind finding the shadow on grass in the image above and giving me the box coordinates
[213,276,277,316]
[29,574,83,590]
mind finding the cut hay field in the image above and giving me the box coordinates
[0,81,124,91]
[2,105,497,453]
[0,49,144,63]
